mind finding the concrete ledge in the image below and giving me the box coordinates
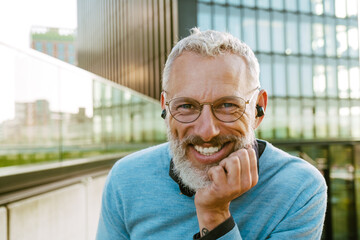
[6,174,108,240]
[0,153,127,197]
[0,207,6,240]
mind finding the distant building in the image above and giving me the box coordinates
[15,100,50,126]
[1,100,92,145]
[31,26,77,65]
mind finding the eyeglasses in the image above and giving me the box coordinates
[165,87,260,123]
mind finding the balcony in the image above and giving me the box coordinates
[0,42,166,240]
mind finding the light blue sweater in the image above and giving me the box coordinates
[96,140,327,239]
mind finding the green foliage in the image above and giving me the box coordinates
[32,29,75,42]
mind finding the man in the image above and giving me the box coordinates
[96,28,327,240]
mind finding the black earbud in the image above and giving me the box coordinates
[256,105,265,117]
[161,109,167,119]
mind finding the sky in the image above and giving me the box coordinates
[0,0,77,49]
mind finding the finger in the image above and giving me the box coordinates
[207,165,227,187]
[247,148,258,187]
[239,149,252,191]
[219,152,242,186]
[219,155,239,176]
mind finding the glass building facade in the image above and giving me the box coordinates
[194,1,360,239]
[0,42,166,168]
[196,0,359,141]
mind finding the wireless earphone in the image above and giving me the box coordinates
[256,105,265,117]
[161,109,167,119]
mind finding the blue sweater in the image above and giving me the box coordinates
[96,140,327,239]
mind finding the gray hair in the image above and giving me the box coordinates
[162,27,260,91]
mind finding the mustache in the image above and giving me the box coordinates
[179,135,242,148]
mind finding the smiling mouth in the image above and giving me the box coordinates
[193,143,227,156]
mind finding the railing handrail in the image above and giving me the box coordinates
[0,152,130,205]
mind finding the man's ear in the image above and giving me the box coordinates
[161,92,166,110]
[254,89,268,129]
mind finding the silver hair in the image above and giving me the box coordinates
[162,27,260,91]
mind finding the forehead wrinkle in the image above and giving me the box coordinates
[167,52,254,101]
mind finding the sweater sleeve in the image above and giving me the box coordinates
[267,188,327,239]
[96,170,130,240]
[193,217,242,240]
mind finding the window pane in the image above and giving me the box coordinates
[302,99,315,139]
[327,59,338,97]
[315,99,327,138]
[328,100,339,137]
[299,0,311,13]
[324,0,335,15]
[214,5,227,32]
[337,23,348,57]
[325,17,336,57]
[272,12,285,53]
[257,10,270,52]
[300,15,312,55]
[228,0,240,5]
[286,13,299,54]
[351,100,360,138]
[312,17,325,55]
[287,56,300,96]
[35,42,42,51]
[311,0,324,15]
[348,22,359,58]
[273,55,286,96]
[197,3,212,30]
[243,0,255,7]
[258,54,272,96]
[257,0,269,9]
[314,58,326,97]
[274,99,288,138]
[338,61,349,98]
[242,9,256,51]
[301,57,313,97]
[228,6,241,39]
[335,0,347,18]
[47,43,54,56]
[349,61,360,98]
[271,0,283,10]
[339,100,351,137]
[288,99,301,138]
[347,0,358,17]
[285,0,297,11]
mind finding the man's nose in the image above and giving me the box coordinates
[193,105,220,142]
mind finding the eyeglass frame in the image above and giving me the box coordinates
[163,86,261,123]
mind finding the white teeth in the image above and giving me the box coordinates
[194,145,221,156]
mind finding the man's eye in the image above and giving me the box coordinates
[178,104,194,109]
[220,103,236,108]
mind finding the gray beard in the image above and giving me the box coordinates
[167,128,255,192]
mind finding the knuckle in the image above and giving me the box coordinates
[242,180,252,191]
[229,156,240,165]
[209,165,223,175]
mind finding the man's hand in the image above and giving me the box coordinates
[194,147,258,236]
